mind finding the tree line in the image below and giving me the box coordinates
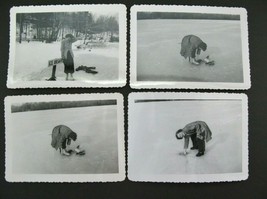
[16,12,119,43]
[11,100,117,113]
[137,12,240,20]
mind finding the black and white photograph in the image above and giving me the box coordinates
[5,93,125,182]
[128,92,248,182]
[130,5,250,89]
[7,5,127,88]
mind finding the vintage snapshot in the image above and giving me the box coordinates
[7,4,126,88]
[128,92,248,182]
[5,93,125,182]
[130,5,250,89]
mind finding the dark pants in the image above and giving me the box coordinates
[191,134,205,153]
[61,138,67,149]
[63,51,74,74]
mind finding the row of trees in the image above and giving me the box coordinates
[11,100,117,113]
[137,12,240,20]
[16,12,119,43]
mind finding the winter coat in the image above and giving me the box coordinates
[180,35,206,59]
[60,37,77,59]
[51,125,75,150]
[182,121,212,149]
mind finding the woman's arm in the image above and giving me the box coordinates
[70,37,77,43]
[196,48,201,55]
[183,137,189,155]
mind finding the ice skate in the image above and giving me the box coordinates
[204,56,215,66]
[75,145,86,155]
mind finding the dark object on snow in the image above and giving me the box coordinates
[180,35,207,60]
[75,146,86,156]
[76,150,86,156]
[51,125,77,150]
[76,65,98,74]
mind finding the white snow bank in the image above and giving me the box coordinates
[13,41,119,81]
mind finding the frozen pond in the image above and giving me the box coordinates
[128,100,243,177]
[137,19,244,82]
[10,105,119,174]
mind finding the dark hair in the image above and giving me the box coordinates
[176,129,183,140]
[69,131,77,141]
[65,34,74,39]
[199,42,207,51]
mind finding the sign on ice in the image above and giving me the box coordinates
[48,58,63,67]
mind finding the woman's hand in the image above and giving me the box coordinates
[179,149,188,156]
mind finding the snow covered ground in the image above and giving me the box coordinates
[128,100,243,177]
[137,19,244,82]
[10,105,119,174]
[13,41,119,81]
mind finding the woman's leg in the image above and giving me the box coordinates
[70,73,74,80]
[196,138,205,156]
[190,133,198,149]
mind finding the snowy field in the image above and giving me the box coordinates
[128,100,243,178]
[137,19,244,82]
[9,105,119,174]
[13,41,119,81]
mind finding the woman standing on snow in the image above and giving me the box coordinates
[61,34,77,80]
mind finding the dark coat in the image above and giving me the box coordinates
[51,125,76,150]
[182,121,212,149]
[180,35,206,59]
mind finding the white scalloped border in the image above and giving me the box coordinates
[127,92,249,183]
[7,4,127,89]
[129,5,251,90]
[5,93,126,182]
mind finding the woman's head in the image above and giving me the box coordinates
[199,42,207,51]
[65,34,74,39]
[69,131,77,141]
[176,129,184,139]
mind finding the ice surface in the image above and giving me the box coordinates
[10,105,119,174]
[137,19,244,82]
[128,100,243,177]
[13,41,119,81]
